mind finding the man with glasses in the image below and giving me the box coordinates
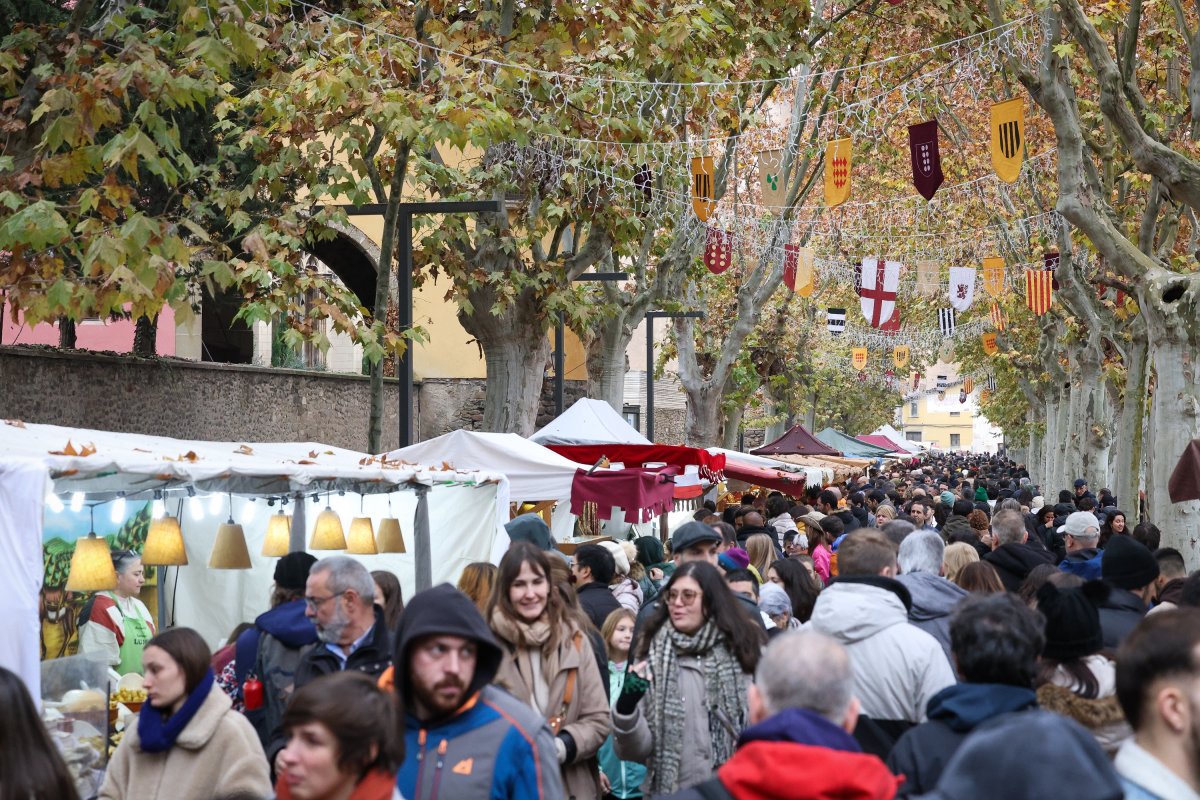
[267,555,392,771]
[1058,511,1104,580]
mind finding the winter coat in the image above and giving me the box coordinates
[493,624,612,800]
[1098,586,1147,650]
[611,576,643,613]
[275,768,397,800]
[1115,739,1200,800]
[736,524,781,555]
[808,577,956,725]
[1148,578,1185,616]
[947,529,990,559]
[768,514,800,550]
[657,708,902,800]
[100,682,271,800]
[887,683,1037,797]
[894,572,968,666]
[598,663,647,799]
[811,544,832,584]
[1059,548,1104,581]
[395,584,564,800]
[612,652,742,793]
[1037,655,1131,757]
[983,542,1055,591]
[939,515,973,542]
[578,581,623,631]
[234,598,319,750]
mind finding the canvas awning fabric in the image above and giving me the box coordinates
[1169,438,1200,503]
[705,448,820,493]
[530,398,652,446]
[871,425,925,454]
[751,424,841,458]
[385,429,580,502]
[545,443,726,481]
[769,453,871,482]
[856,434,908,454]
[815,428,894,459]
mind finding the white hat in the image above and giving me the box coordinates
[597,540,630,575]
[1058,511,1100,539]
[1031,495,1045,511]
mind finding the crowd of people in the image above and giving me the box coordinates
[12,453,1200,799]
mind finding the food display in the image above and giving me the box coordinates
[41,655,112,799]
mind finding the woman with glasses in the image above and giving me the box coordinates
[611,561,765,796]
[79,550,155,675]
[488,541,611,800]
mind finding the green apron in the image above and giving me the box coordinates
[106,592,153,676]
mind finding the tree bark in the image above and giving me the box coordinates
[1109,325,1147,511]
[132,315,157,357]
[58,317,76,349]
[583,306,635,411]
[684,381,726,447]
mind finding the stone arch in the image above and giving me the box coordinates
[307,221,392,310]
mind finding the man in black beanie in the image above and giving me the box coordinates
[1098,536,1160,649]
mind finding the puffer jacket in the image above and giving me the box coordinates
[894,572,968,666]
[611,576,643,613]
[1098,586,1147,650]
[808,577,955,725]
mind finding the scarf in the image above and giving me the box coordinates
[138,669,215,754]
[645,620,748,794]
[490,610,558,715]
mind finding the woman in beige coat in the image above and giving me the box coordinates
[489,542,611,800]
[100,627,271,800]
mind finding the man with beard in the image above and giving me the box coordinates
[267,555,391,770]
[1115,609,1200,799]
[395,583,564,799]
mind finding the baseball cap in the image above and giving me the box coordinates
[1058,511,1100,538]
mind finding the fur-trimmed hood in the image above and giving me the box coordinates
[1035,683,1124,730]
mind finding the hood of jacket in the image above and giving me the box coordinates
[895,572,968,623]
[717,739,900,800]
[941,515,972,538]
[392,583,502,709]
[505,513,554,550]
[737,524,775,542]
[985,542,1054,574]
[255,598,318,648]
[1064,547,1101,564]
[1158,578,1186,607]
[809,577,911,644]
[739,707,860,752]
[927,682,1039,733]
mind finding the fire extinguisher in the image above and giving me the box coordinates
[243,675,264,711]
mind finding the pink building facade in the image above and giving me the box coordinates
[1,306,177,355]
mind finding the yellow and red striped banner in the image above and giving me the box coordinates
[991,301,1006,331]
[1025,269,1054,315]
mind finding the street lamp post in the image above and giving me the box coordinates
[337,200,504,447]
[552,272,630,416]
[645,310,704,441]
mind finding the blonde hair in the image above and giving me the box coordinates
[874,505,896,523]
[745,534,776,582]
[600,607,636,661]
[943,542,980,583]
[456,562,497,613]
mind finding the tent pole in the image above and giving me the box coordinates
[290,492,306,553]
[415,486,432,591]
[157,569,169,631]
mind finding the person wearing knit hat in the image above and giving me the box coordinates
[273,551,317,591]
[598,539,644,613]
[1097,536,1159,649]
[1035,581,1132,756]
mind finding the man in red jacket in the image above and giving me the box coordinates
[660,629,901,799]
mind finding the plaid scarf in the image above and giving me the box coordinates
[644,619,748,794]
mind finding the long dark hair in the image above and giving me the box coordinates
[489,541,571,654]
[0,666,80,800]
[284,671,402,777]
[633,561,765,673]
[769,559,819,623]
[371,570,405,632]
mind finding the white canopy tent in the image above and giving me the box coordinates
[708,447,831,486]
[530,397,651,446]
[870,424,925,454]
[385,429,580,503]
[0,420,509,701]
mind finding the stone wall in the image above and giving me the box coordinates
[417,376,588,439]
[0,346,399,452]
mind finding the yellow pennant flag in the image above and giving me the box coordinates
[824,138,852,208]
[982,332,999,355]
[893,345,910,369]
[990,98,1025,183]
[852,347,868,370]
[796,246,815,297]
[691,156,716,221]
[759,149,787,207]
[982,257,1005,298]
[915,260,940,297]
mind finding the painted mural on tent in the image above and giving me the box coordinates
[41,502,158,661]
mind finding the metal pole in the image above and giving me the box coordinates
[290,492,306,553]
[645,316,655,441]
[414,486,432,591]
[398,211,414,448]
[554,312,565,416]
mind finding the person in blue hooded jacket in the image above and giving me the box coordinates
[887,592,1044,796]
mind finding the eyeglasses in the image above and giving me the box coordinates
[666,589,701,606]
[304,591,346,611]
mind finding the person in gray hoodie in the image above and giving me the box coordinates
[895,530,968,666]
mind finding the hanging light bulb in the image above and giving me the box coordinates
[110,495,126,524]
[310,494,346,550]
[346,517,377,554]
[262,511,292,557]
[376,493,404,553]
[70,492,85,513]
[208,493,251,569]
[66,507,117,592]
[151,490,165,520]
[143,516,188,566]
[45,490,64,514]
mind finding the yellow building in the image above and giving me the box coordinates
[896,363,979,451]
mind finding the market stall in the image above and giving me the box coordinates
[751,423,842,458]
[815,428,895,459]
[709,447,822,495]
[856,433,910,454]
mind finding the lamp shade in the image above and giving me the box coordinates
[142,516,188,566]
[346,517,377,554]
[262,513,292,557]
[65,533,118,592]
[377,518,406,553]
[310,507,346,550]
[209,522,252,569]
